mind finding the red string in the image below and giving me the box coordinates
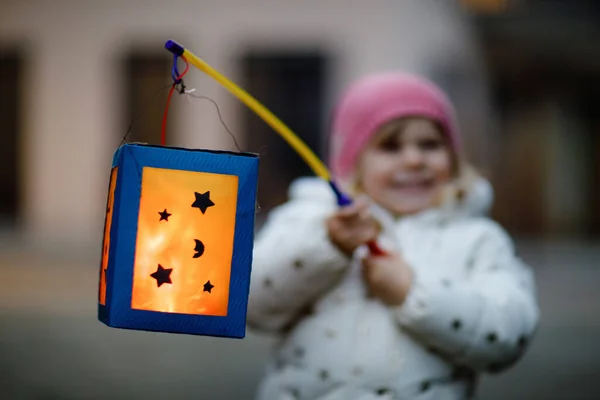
[161,85,176,146]
[179,56,190,79]
[161,56,190,146]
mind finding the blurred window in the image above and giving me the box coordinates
[0,49,23,227]
[239,52,327,218]
[121,52,172,145]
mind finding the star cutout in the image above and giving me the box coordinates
[158,209,172,221]
[203,280,214,293]
[150,264,173,287]
[193,239,205,258]
[191,191,215,214]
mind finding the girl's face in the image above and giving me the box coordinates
[356,117,454,216]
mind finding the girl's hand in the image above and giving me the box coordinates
[362,252,413,306]
[326,197,381,257]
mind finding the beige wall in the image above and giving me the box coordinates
[0,0,489,251]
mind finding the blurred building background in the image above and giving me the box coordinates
[1,0,599,399]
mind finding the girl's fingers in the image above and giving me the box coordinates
[362,255,375,269]
[358,206,372,221]
[339,196,369,215]
[355,194,371,206]
[344,205,373,224]
[363,228,380,244]
[337,202,362,218]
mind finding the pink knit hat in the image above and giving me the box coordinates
[329,72,461,180]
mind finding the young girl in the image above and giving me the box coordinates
[247,72,539,400]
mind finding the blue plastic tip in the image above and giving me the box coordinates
[329,180,353,206]
[165,40,184,57]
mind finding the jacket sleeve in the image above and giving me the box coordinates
[246,196,350,335]
[393,220,540,372]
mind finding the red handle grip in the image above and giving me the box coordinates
[367,240,386,256]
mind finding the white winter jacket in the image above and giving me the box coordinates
[247,177,539,400]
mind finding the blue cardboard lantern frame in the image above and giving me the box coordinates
[98,143,259,338]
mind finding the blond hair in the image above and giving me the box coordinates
[437,161,485,211]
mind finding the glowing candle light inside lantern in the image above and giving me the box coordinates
[130,167,238,317]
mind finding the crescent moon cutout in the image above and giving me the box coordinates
[193,239,205,258]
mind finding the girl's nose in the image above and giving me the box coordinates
[401,146,424,169]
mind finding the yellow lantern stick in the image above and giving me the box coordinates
[165,40,385,256]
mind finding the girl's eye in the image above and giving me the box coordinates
[419,139,443,151]
[378,139,400,152]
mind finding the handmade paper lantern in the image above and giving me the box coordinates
[98,143,259,338]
